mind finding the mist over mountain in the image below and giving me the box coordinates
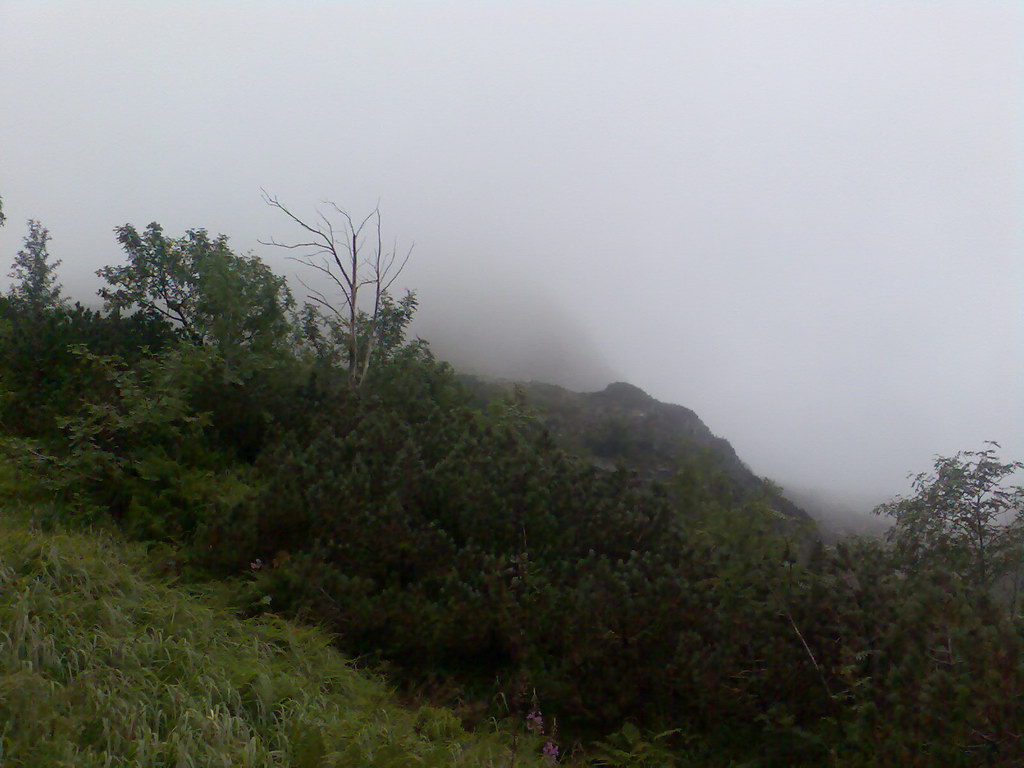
[411,277,619,393]
[4,4,1024,764]
[780,484,892,542]
[2,1,1021,523]
[456,372,908,541]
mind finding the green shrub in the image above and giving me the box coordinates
[0,508,541,767]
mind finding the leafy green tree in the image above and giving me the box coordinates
[1,219,67,433]
[98,223,294,358]
[7,219,63,314]
[0,297,175,437]
[298,289,423,370]
[876,443,1024,590]
[41,343,261,539]
[366,289,421,362]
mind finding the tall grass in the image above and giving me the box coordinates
[0,506,540,767]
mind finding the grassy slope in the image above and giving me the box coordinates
[0,503,542,768]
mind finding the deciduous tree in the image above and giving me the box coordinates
[876,443,1024,590]
[99,223,293,359]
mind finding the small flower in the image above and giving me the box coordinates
[542,739,559,765]
[525,707,543,733]
[250,558,263,571]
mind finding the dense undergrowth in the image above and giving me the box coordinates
[0,498,546,767]
[1,208,1023,766]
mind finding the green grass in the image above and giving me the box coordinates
[0,504,542,767]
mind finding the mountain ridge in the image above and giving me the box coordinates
[459,375,813,528]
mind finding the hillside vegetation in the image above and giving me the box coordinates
[0,500,541,767]
[459,376,812,527]
[1,198,1023,766]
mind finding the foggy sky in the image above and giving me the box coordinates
[1,1,1021,504]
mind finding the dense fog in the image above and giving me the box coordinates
[2,2,1021,511]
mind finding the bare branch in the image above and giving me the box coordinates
[293,273,350,320]
[382,244,414,293]
[785,609,834,700]
[286,255,349,295]
[263,191,412,389]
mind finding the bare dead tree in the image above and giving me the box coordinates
[259,190,412,389]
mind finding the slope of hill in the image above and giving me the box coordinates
[781,484,892,542]
[461,376,813,528]
[0,504,540,768]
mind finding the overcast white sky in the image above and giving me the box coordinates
[1,1,1021,502]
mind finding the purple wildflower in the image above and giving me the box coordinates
[542,739,559,765]
[525,707,544,734]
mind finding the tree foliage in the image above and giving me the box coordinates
[877,443,1024,590]
[0,297,175,436]
[296,289,423,371]
[7,219,63,314]
[99,223,294,359]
